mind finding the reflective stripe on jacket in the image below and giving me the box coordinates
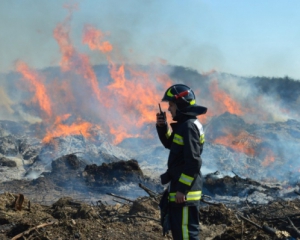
[169,191,202,202]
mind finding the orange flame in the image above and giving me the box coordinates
[213,130,262,157]
[13,17,175,145]
[82,25,173,144]
[209,79,243,116]
[214,130,277,167]
[82,25,113,53]
[43,114,95,143]
[53,12,102,104]
[107,64,161,125]
[105,62,171,144]
[16,61,52,117]
[108,124,139,145]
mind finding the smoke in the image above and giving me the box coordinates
[1,1,300,184]
[183,71,299,124]
[0,1,220,75]
[0,87,14,116]
[212,74,293,122]
[0,7,176,146]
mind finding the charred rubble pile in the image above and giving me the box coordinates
[2,150,300,240]
[0,153,163,204]
[203,112,300,184]
[201,172,300,239]
[1,176,300,239]
[0,119,163,203]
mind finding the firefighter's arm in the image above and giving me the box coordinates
[176,124,202,194]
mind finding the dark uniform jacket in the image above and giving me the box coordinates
[156,114,204,207]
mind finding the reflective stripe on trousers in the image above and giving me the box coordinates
[182,206,189,239]
[169,205,200,240]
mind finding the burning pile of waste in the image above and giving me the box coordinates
[1,9,299,189]
[1,6,300,238]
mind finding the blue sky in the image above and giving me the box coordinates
[1,0,300,79]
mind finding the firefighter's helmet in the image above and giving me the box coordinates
[162,84,207,116]
[162,84,195,107]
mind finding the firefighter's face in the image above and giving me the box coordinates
[168,101,177,118]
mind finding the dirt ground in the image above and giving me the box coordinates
[0,191,299,240]
[0,155,300,239]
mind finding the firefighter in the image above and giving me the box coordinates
[156,84,207,240]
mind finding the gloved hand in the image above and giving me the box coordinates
[156,112,167,127]
[160,171,171,185]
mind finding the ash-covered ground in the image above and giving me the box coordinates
[1,112,300,239]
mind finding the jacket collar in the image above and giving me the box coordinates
[170,113,197,131]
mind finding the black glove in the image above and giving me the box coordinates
[160,171,171,185]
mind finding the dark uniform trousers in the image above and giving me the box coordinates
[169,205,200,240]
